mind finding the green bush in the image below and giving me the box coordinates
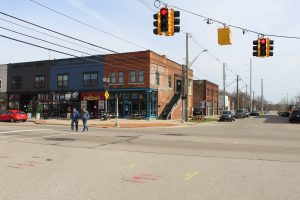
[36,104,43,113]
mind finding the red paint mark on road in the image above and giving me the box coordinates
[125,174,160,184]
[6,165,21,169]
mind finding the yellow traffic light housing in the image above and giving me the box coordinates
[153,12,161,35]
[218,27,232,45]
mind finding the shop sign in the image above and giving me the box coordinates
[84,95,100,101]
[71,92,79,100]
[65,93,71,101]
[81,101,87,110]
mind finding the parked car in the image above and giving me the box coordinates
[289,110,300,123]
[235,109,246,118]
[245,111,250,118]
[0,110,28,122]
[281,111,290,117]
[220,111,235,122]
[250,111,259,116]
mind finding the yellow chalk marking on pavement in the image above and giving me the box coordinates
[184,171,199,181]
[119,163,136,170]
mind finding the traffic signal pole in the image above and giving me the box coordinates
[185,32,189,122]
[223,63,226,111]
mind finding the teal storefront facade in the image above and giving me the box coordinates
[106,88,158,119]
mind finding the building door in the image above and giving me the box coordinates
[176,80,182,94]
[123,101,131,118]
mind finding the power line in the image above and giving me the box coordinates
[0,11,118,54]
[29,0,147,50]
[0,17,106,55]
[0,33,179,77]
[0,13,182,73]
[156,0,300,40]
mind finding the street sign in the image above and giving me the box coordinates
[104,91,109,99]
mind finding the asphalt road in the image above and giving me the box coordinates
[1,112,300,200]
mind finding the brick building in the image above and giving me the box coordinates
[104,50,193,119]
[193,80,219,116]
[2,50,193,120]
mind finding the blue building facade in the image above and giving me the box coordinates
[49,56,105,116]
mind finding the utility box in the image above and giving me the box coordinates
[218,27,232,45]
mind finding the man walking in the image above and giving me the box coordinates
[81,108,89,132]
[71,108,80,132]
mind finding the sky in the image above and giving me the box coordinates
[0,0,300,103]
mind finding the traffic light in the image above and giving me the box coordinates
[253,40,259,57]
[267,39,274,56]
[160,7,168,33]
[259,38,267,57]
[153,12,161,35]
[167,9,180,36]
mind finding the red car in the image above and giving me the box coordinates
[0,110,28,122]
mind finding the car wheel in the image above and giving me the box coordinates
[22,120,27,122]
[10,118,15,123]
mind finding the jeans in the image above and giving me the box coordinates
[82,118,88,131]
[71,119,78,131]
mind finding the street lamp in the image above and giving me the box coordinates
[102,77,109,117]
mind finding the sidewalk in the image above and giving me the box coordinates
[27,118,183,128]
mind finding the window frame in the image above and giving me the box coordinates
[129,71,136,83]
[57,74,69,88]
[12,76,22,89]
[155,71,160,86]
[168,76,172,88]
[118,71,124,84]
[34,75,45,89]
[83,72,98,87]
[138,71,144,83]
[110,72,116,84]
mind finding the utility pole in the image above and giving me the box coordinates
[287,93,289,106]
[245,85,248,110]
[237,75,239,110]
[253,91,255,110]
[261,79,263,111]
[181,64,185,123]
[223,63,226,111]
[250,59,252,111]
[185,32,190,122]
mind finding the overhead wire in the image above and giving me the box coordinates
[0,12,184,74]
[29,0,148,50]
[156,0,300,40]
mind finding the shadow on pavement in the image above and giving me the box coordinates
[254,114,290,124]
[45,138,75,141]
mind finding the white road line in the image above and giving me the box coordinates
[0,129,52,135]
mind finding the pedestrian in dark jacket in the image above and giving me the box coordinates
[81,108,89,132]
[71,108,80,131]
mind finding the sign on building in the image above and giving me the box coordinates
[81,101,87,110]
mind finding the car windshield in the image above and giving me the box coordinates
[17,111,25,114]
[222,111,231,114]
[236,109,244,113]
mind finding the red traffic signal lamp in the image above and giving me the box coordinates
[160,8,169,33]
[253,38,274,57]
[259,38,267,57]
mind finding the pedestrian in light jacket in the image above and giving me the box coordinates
[81,108,89,132]
[71,108,80,132]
